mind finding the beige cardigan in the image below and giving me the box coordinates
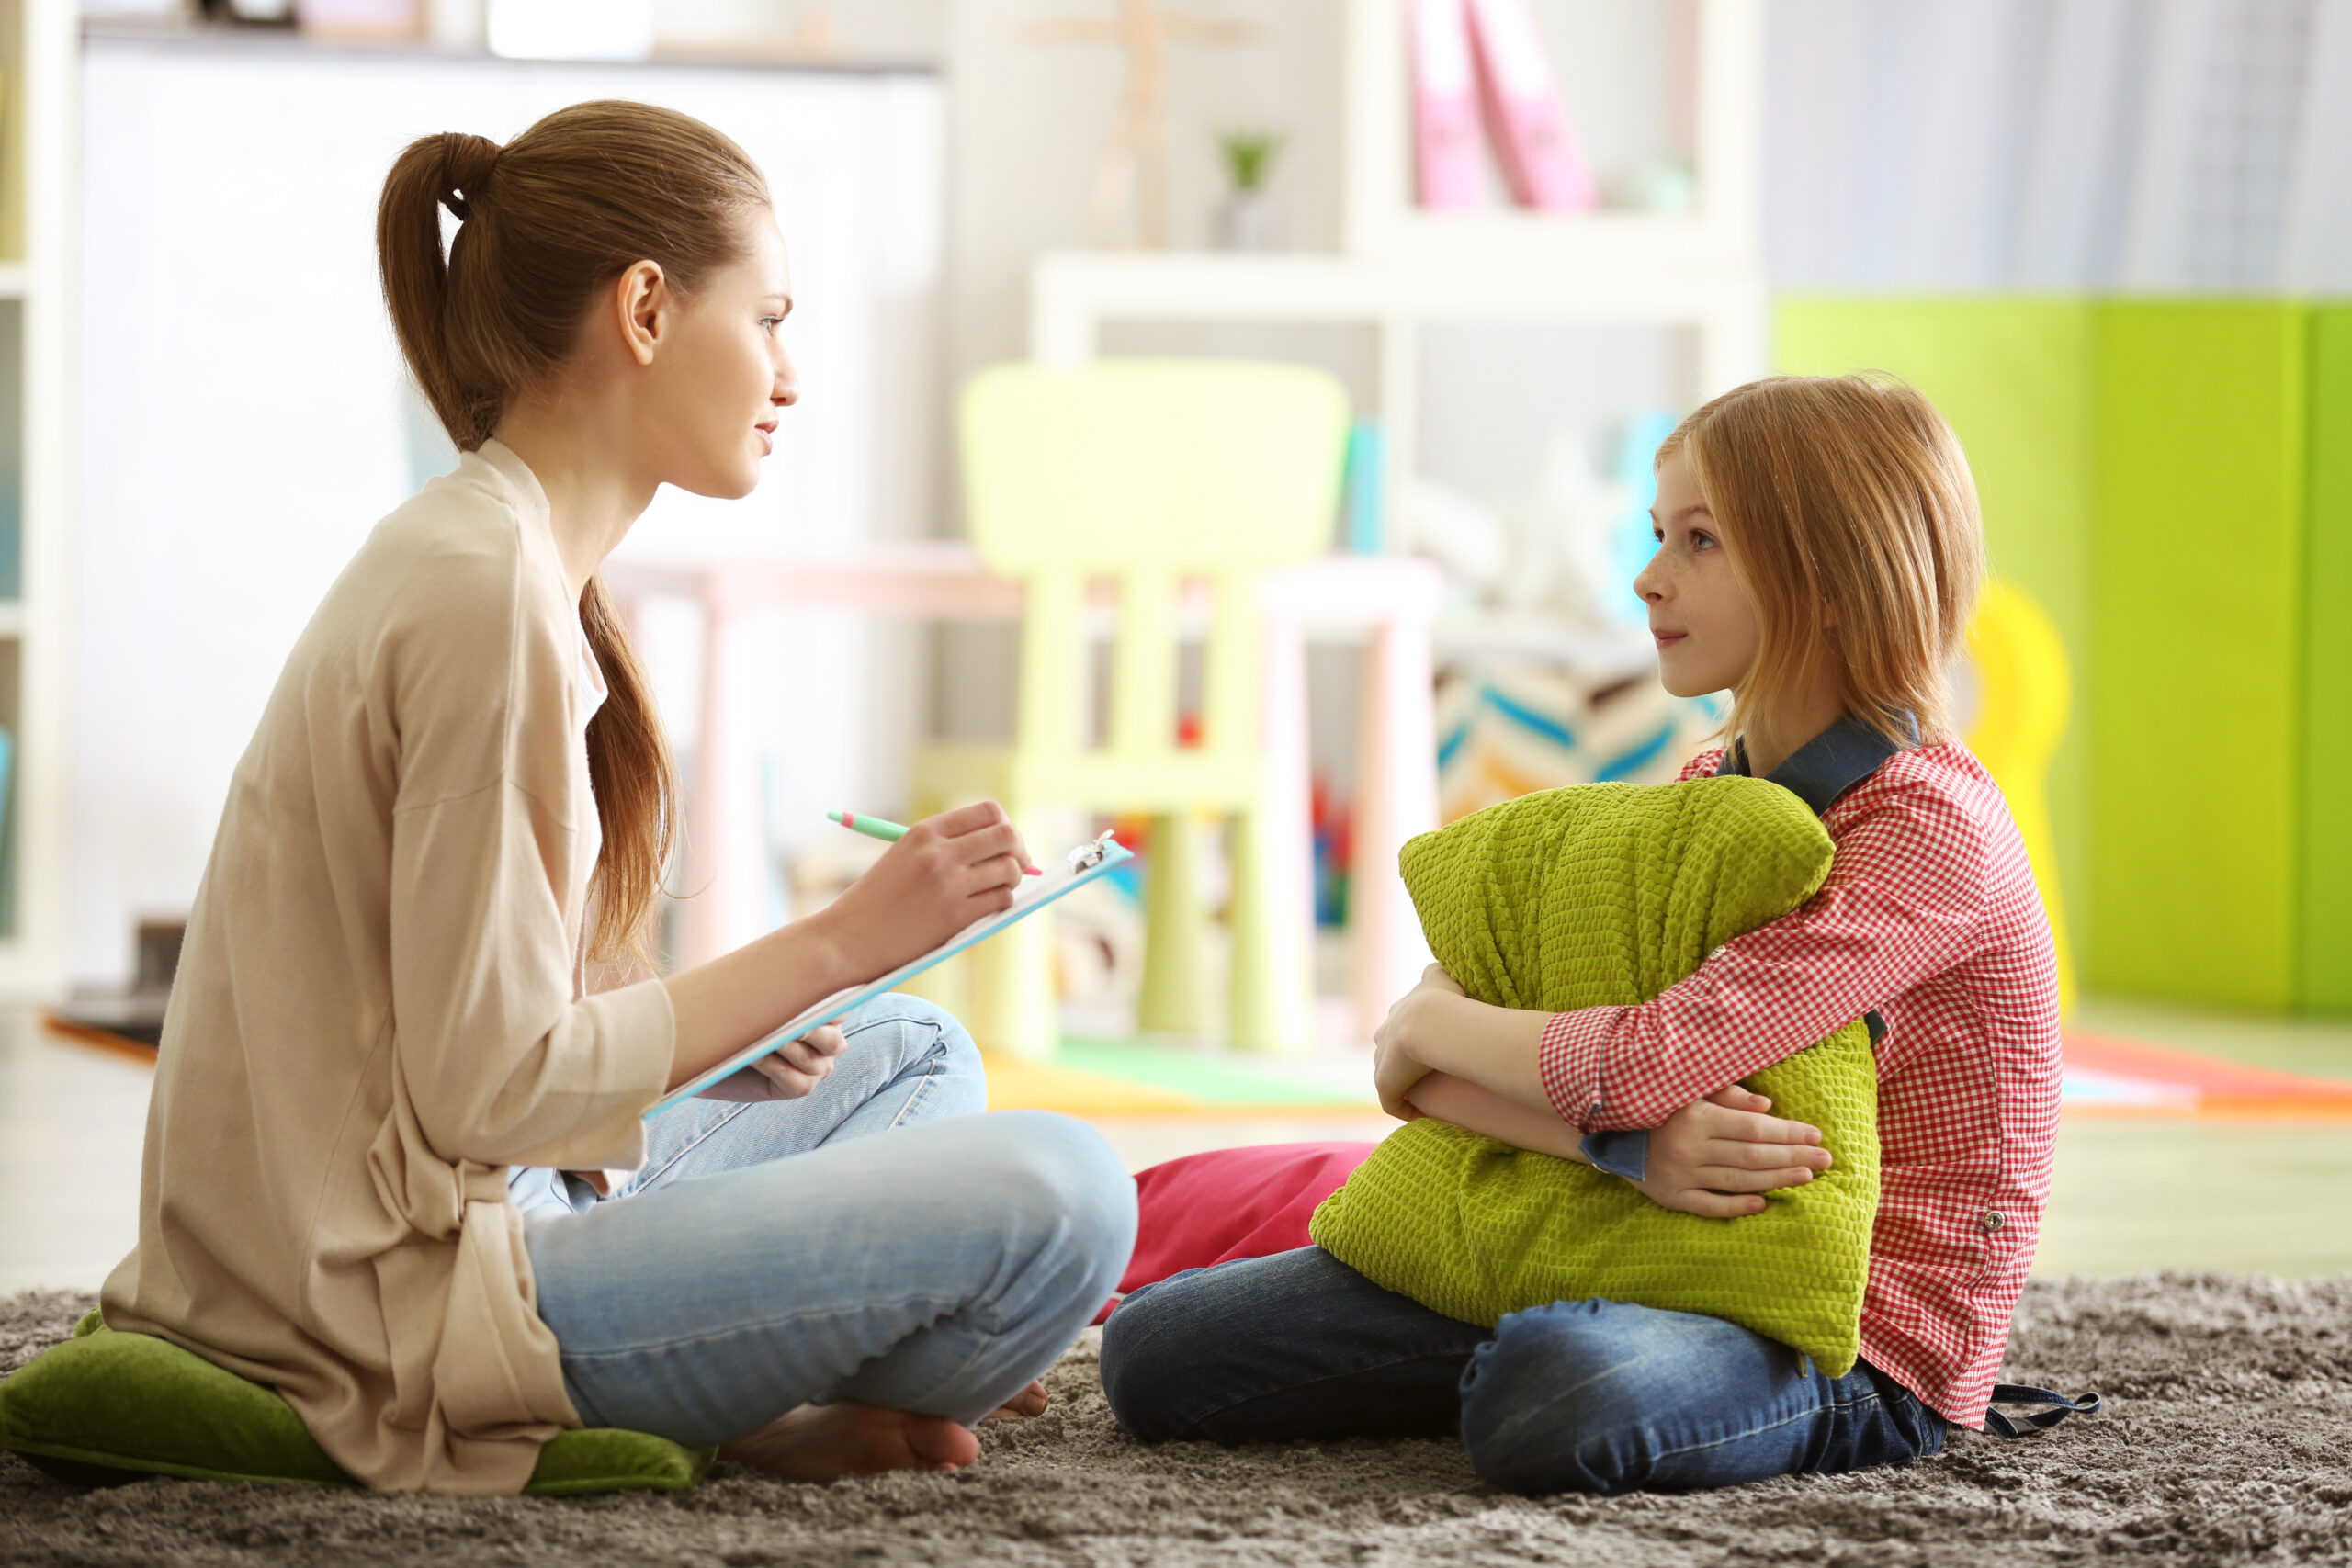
[101,442,676,1495]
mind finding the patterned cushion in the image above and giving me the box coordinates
[1308,777,1881,1373]
[0,1312,711,1495]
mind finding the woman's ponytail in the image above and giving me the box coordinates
[376,132,503,451]
[374,103,770,970]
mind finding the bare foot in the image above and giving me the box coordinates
[718,1402,981,1480]
[984,1380,1049,1421]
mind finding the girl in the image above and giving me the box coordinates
[1099,375,2069,1494]
[100,102,1135,1496]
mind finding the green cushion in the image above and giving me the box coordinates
[0,1311,711,1495]
[1308,776,1882,1373]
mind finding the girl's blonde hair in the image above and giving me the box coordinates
[376,102,768,967]
[1657,374,1985,750]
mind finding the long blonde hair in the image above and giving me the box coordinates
[1657,374,1985,750]
[376,102,768,964]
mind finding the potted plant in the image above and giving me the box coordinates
[1212,128,1286,251]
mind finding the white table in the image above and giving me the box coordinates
[606,544,1442,1043]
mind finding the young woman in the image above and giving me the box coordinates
[1099,375,2069,1494]
[100,101,1136,1496]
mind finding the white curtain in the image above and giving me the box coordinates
[1767,0,2352,290]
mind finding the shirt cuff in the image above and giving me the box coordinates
[1537,1008,1614,1132]
[1579,1129,1650,1181]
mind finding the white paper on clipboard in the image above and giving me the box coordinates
[650,833,1134,1113]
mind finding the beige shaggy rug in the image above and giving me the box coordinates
[4,1273,2348,1566]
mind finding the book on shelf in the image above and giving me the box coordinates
[1409,0,1483,210]
[1464,0,1597,212]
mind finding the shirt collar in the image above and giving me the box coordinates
[1720,714,1908,815]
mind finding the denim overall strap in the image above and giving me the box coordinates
[1577,717,1904,1184]
[1982,1384,2102,1438]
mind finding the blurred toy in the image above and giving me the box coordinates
[1436,660,1717,823]
[1025,0,1257,250]
[1964,577,2076,1014]
[1605,410,1679,621]
[1312,773,1353,928]
[1395,476,1511,611]
[1341,419,1387,555]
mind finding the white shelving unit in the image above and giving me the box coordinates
[1028,0,1769,536]
[0,0,71,998]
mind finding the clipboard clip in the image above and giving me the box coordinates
[1068,829,1119,874]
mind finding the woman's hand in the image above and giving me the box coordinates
[1629,1084,1833,1218]
[813,802,1037,982]
[695,1023,847,1102]
[1373,964,1467,1120]
[663,802,1035,1100]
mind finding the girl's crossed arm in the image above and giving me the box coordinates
[1384,971,1834,1218]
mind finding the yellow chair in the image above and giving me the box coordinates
[913,360,1351,1059]
[1965,577,2077,1015]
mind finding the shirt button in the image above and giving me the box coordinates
[1588,1103,1604,1121]
[1979,1211,2006,1235]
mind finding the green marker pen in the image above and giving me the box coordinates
[827,808,909,842]
[829,809,1042,873]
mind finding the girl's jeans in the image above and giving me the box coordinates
[512,998,1136,1446]
[1099,1244,1946,1495]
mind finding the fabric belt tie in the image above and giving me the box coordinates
[1980,1382,2101,1438]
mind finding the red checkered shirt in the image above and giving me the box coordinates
[1537,740,2062,1428]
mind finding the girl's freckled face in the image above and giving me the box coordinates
[1632,452,1763,700]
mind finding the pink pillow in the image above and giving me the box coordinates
[1098,1141,1377,1322]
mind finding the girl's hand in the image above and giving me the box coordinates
[695,1023,848,1101]
[814,802,1037,982]
[1630,1083,1833,1218]
[1373,964,1467,1120]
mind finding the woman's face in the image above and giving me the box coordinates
[643,208,799,500]
[1634,451,1761,699]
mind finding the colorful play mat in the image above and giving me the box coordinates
[46,1013,2352,1121]
[982,1032,2352,1121]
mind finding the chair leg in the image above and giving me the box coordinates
[1136,811,1211,1037]
[969,912,1057,1061]
[957,800,1058,1060]
[1227,803,1316,1055]
[895,784,970,1022]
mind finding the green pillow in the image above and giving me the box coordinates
[0,1311,711,1495]
[1309,776,1881,1374]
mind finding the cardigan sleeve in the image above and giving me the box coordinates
[380,543,673,1172]
[1538,773,1990,1133]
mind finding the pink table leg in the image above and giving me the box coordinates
[1351,610,1439,1040]
[1253,612,1318,1052]
[676,572,741,970]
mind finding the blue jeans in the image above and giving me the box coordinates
[1099,1245,1946,1495]
[516,998,1137,1447]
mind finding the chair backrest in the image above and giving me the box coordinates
[958,359,1350,573]
[956,360,1351,765]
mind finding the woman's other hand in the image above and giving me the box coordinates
[1373,964,1467,1120]
[695,1023,848,1101]
[816,802,1037,980]
[1630,1083,1833,1218]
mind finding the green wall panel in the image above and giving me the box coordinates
[2306,310,2352,1015]
[1774,299,2097,953]
[2091,304,2306,1010]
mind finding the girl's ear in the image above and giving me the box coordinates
[613,259,669,367]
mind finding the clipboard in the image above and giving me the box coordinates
[650,832,1135,1113]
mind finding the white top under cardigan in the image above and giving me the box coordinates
[102,441,677,1495]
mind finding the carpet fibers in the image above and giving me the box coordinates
[4,1274,2347,1566]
